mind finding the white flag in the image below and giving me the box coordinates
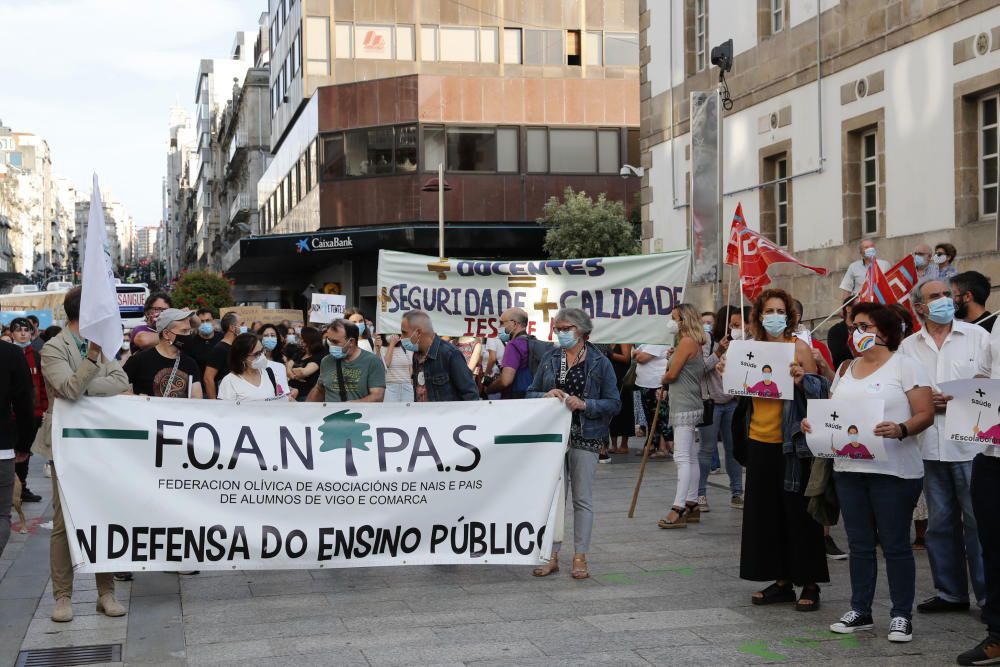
[79,175,123,357]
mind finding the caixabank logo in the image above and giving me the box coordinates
[295,236,353,253]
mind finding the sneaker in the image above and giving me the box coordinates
[597,454,612,465]
[917,595,970,613]
[958,635,1000,665]
[697,495,710,511]
[730,495,744,509]
[825,535,847,560]
[42,463,51,478]
[887,616,912,642]
[710,467,721,474]
[20,488,42,502]
[830,610,874,634]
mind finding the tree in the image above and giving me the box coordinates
[168,270,234,314]
[318,409,372,477]
[537,187,640,259]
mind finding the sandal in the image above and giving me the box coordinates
[571,554,590,579]
[751,582,795,606]
[649,451,668,459]
[657,506,688,529]
[532,554,559,577]
[685,501,701,524]
[795,585,821,612]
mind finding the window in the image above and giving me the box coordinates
[567,30,581,66]
[396,26,414,60]
[306,16,330,75]
[497,128,518,172]
[424,125,445,170]
[304,144,312,191]
[447,128,497,171]
[585,31,602,66]
[290,32,300,76]
[772,0,784,33]
[310,139,319,188]
[440,27,478,62]
[479,28,497,63]
[335,22,352,59]
[290,164,299,206]
[395,124,418,172]
[421,26,438,61]
[775,158,788,246]
[355,25,393,60]
[598,130,620,173]
[605,33,639,66]
[322,125,419,178]
[550,129,597,173]
[695,0,707,72]
[323,134,345,179]
[981,94,999,216]
[861,132,877,235]
[524,29,563,65]
[527,128,548,172]
[503,28,522,64]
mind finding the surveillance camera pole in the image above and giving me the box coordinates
[714,74,725,313]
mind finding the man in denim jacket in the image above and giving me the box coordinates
[400,310,479,402]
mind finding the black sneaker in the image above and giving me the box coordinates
[917,596,970,613]
[597,453,612,464]
[887,616,912,642]
[825,535,847,560]
[20,488,42,502]
[830,610,874,634]
[113,572,133,582]
[958,635,1000,665]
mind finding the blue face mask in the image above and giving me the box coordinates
[913,253,927,268]
[762,372,772,382]
[498,328,511,344]
[927,296,955,325]
[556,331,578,349]
[401,333,418,352]
[262,336,278,351]
[239,326,248,334]
[328,342,346,359]
[355,321,366,336]
[286,335,297,345]
[198,323,214,336]
[14,339,30,349]
[863,247,877,259]
[761,314,787,337]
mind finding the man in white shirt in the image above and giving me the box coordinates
[900,279,992,616]
[840,239,892,297]
[633,342,672,457]
[912,243,933,282]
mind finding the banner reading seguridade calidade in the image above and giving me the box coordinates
[376,250,691,345]
[53,396,570,573]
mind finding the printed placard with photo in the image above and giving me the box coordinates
[941,379,1000,448]
[805,398,887,462]
[722,340,796,401]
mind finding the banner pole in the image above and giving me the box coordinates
[715,86,725,312]
[809,293,860,336]
[628,397,662,518]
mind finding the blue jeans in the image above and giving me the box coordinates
[697,400,742,496]
[924,460,986,604]
[835,471,923,620]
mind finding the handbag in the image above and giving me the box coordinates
[621,360,638,391]
[697,399,714,427]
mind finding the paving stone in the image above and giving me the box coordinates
[362,640,544,666]
[342,607,503,632]
[468,649,652,666]
[267,627,438,654]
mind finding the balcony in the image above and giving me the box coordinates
[227,130,248,166]
[229,192,254,224]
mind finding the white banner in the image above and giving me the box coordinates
[722,340,796,400]
[805,398,886,461]
[53,396,570,573]
[310,293,346,324]
[376,250,690,344]
[941,379,1000,448]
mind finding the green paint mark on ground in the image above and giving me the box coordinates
[597,573,633,585]
[738,641,788,661]
[780,637,822,649]
[62,428,148,439]
[596,567,695,585]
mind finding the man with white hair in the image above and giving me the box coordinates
[912,243,933,281]
[400,310,479,402]
[900,279,992,619]
[840,239,892,297]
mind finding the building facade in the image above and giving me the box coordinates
[163,107,196,282]
[225,0,642,313]
[641,0,1000,321]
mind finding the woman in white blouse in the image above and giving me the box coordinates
[218,333,295,402]
[803,302,934,643]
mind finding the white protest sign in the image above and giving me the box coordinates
[722,340,796,400]
[376,249,690,344]
[52,396,569,572]
[805,398,886,462]
[941,379,1000,448]
[310,293,346,324]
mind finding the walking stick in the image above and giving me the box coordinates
[628,396,663,518]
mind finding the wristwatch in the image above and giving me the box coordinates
[897,422,909,439]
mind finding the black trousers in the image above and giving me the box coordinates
[972,454,1000,635]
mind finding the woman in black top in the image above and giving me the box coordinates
[286,326,324,401]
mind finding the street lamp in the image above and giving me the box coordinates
[422,164,452,261]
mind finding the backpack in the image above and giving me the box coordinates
[509,335,554,396]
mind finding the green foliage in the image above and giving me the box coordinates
[318,409,372,477]
[537,187,641,259]
[169,270,234,314]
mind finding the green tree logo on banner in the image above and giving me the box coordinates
[318,410,372,477]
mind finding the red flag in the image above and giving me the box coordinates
[858,259,894,305]
[725,202,828,300]
[882,255,922,332]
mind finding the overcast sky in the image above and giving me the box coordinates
[0,0,262,227]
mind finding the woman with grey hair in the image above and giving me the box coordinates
[527,308,622,580]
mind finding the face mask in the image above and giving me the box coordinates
[913,253,927,268]
[286,334,298,345]
[927,296,955,325]
[729,328,743,340]
[498,328,511,344]
[170,332,190,350]
[849,433,859,443]
[933,253,948,265]
[762,373,772,381]
[852,328,878,353]
[665,319,679,339]
[121,341,130,351]
[14,339,30,349]
[251,354,268,370]
[863,247,877,259]
[262,336,278,351]
[354,321,366,336]
[761,314,787,337]
[556,331,578,349]
[328,342,346,359]
[199,323,214,336]
[703,323,713,336]
[239,326,248,334]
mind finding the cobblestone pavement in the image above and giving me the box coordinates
[1,444,987,666]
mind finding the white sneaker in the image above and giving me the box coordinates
[887,616,912,643]
[697,495,710,512]
[43,463,51,478]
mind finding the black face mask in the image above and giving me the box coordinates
[170,332,192,350]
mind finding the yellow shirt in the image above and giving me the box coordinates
[749,397,783,443]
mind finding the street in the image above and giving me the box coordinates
[1,446,985,666]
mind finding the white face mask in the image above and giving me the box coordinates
[729,328,744,340]
[665,319,679,338]
[251,355,268,371]
[933,252,948,265]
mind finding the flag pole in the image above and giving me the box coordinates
[737,224,749,330]
[809,293,860,336]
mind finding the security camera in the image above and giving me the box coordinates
[620,165,644,179]
[710,39,734,74]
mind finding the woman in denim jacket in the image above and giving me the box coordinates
[527,308,621,580]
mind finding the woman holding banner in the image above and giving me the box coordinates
[803,302,934,642]
[725,289,827,611]
[527,308,621,580]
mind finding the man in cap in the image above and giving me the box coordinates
[123,308,203,398]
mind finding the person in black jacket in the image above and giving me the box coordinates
[826,296,856,370]
[0,339,35,557]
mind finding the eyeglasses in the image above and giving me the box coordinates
[849,322,874,333]
[553,325,577,333]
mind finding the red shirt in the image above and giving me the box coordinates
[23,346,48,418]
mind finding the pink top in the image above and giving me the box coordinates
[977,425,1000,446]
[834,443,875,460]
[746,380,781,398]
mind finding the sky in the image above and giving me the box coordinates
[0,0,263,227]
